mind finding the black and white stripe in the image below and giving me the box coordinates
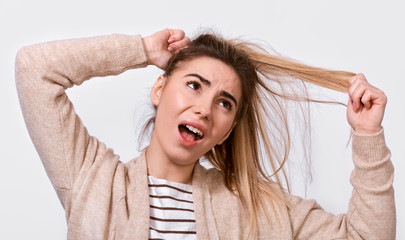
[148,175,196,240]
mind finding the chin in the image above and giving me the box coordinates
[166,147,203,166]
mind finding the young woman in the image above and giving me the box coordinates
[16,29,395,239]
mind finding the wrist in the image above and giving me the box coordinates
[352,126,382,135]
[142,37,154,66]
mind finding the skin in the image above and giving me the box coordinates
[142,29,388,184]
[347,73,387,134]
[145,56,241,184]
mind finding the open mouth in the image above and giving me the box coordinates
[178,124,204,142]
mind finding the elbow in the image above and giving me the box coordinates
[15,46,40,98]
[15,46,30,68]
[15,46,31,84]
[15,45,43,87]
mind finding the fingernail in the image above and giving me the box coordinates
[167,46,173,51]
[168,38,174,43]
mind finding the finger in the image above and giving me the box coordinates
[348,73,375,111]
[348,73,367,88]
[348,81,366,112]
[168,37,190,52]
[174,38,190,54]
[348,74,363,111]
[363,87,387,109]
[349,77,387,111]
[360,90,373,110]
[360,86,381,110]
[168,29,186,43]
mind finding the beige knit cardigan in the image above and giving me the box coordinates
[15,34,396,239]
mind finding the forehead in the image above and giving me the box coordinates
[171,56,242,99]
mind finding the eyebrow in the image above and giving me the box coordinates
[184,73,238,107]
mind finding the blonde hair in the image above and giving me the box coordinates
[160,33,355,238]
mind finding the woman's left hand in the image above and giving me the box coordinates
[347,73,387,134]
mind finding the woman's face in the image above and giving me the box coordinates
[150,56,242,166]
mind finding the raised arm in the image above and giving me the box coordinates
[287,74,395,239]
[15,30,188,213]
[15,34,148,211]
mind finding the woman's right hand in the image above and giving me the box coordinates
[142,29,190,69]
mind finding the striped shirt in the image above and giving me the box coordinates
[148,175,196,240]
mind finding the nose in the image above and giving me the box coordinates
[193,100,212,121]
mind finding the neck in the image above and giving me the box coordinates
[146,132,196,185]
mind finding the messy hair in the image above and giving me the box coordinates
[146,33,354,239]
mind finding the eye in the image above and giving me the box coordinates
[187,81,201,91]
[219,100,233,110]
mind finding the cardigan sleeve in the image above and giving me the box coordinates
[15,34,148,215]
[286,129,395,239]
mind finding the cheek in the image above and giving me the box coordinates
[156,87,190,119]
[213,111,236,135]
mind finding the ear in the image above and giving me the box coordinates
[217,122,237,145]
[151,76,166,107]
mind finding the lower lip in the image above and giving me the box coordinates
[178,129,201,147]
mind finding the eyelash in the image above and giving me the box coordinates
[219,100,233,110]
[186,81,233,111]
[186,81,201,91]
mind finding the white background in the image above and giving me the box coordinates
[1,0,403,239]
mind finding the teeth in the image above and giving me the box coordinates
[184,125,203,137]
